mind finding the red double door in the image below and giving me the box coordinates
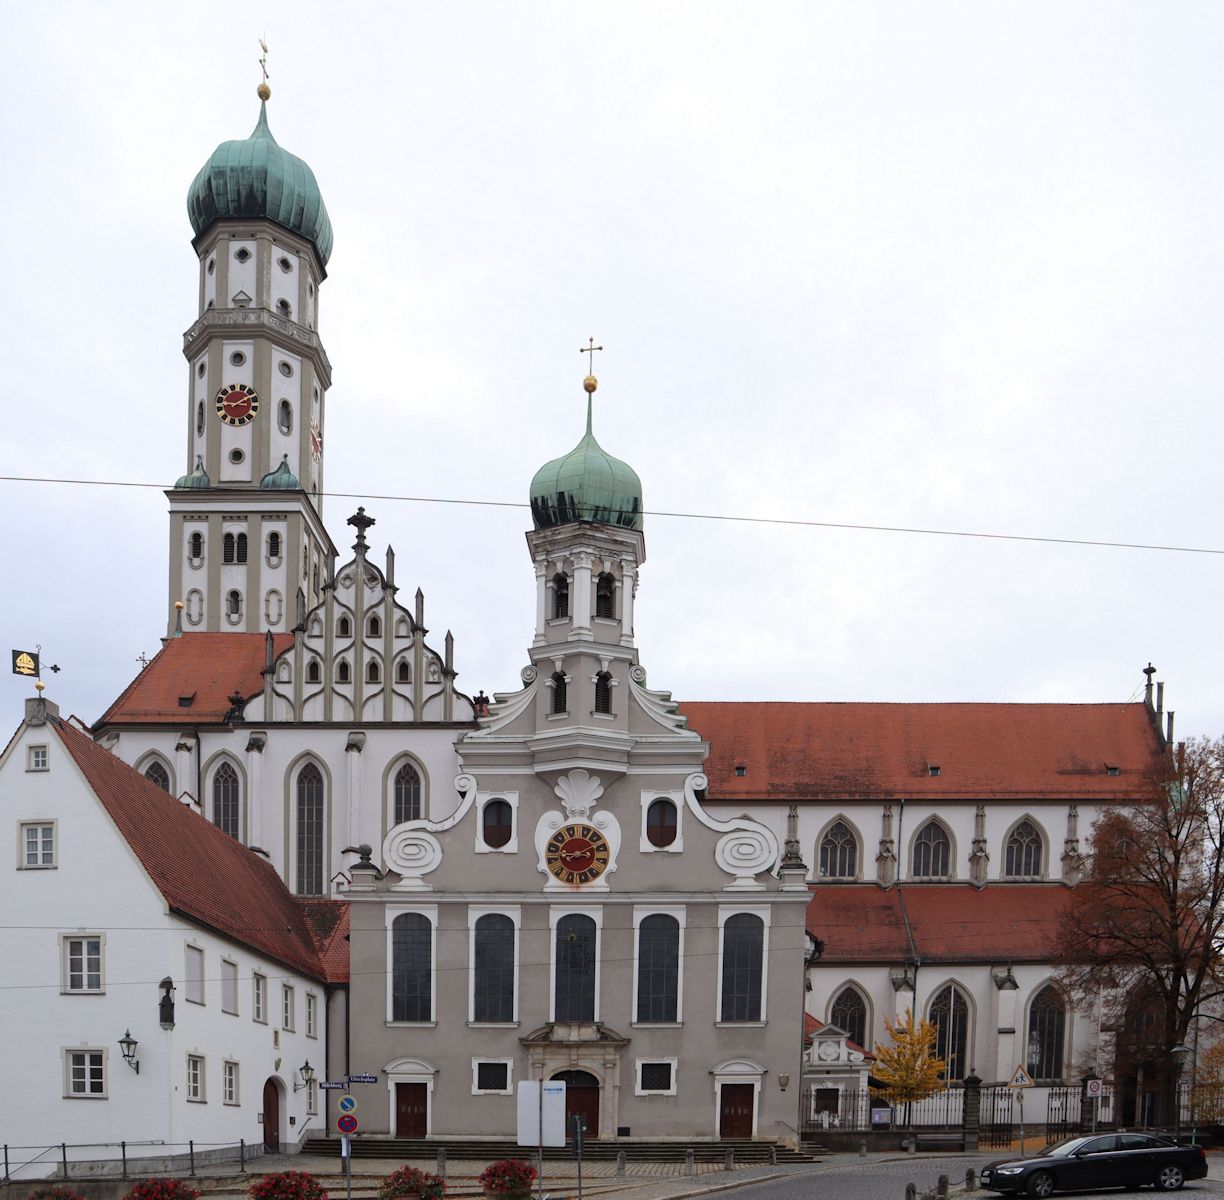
[719,1084,755,1138]
[396,1082,428,1137]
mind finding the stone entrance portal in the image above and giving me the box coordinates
[522,1022,629,1139]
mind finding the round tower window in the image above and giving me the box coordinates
[277,299,292,318]
[278,256,293,273]
[230,351,246,367]
[279,361,294,377]
[234,247,251,263]
[197,362,206,377]
[229,449,245,465]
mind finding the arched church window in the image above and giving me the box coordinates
[473,913,515,1022]
[912,821,951,879]
[820,821,858,878]
[483,799,513,848]
[552,573,569,619]
[646,799,677,848]
[296,763,325,897]
[267,532,281,561]
[595,572,616,619]
[930,984,969,1080]
[391,912,432,1021]
[394,763,422,825]
[1005,820,1043,878]
[367,660,380,684]
[555,914,597,1021]
[212,762,240,839]
[306,659,321,684]
[368,614,381,638]
[720,913,764,1022]
[235,533,248,564]
[1027,985,1066,1081]
[636,914,679,1022]
[337,660,351,684]
[594,671,613,715]
[396,659,411,684]
[550,672,567,715]
[830,985,868,1047]
[226,590,242,618]
[338,616,351,638]
[223,533,235,564]
[278,400,293,434]
[189,532,203,562]
[143,761,171,793]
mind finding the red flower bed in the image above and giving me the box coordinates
[123,1181,201,1200]
[248,1171,328,1200]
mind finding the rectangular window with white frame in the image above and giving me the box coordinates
[549,907,603,1023]
[636,1059,678,1096]
[185,944,205,1004]
[19,820,55,868]
[186,1054,206,1102]
[64,1048,106,1098]
[61,934,104,993]
[468,905,520,1025]
[282,984,295,1031]
[223,1059,239,1105]
[306,1080,317,1115]
[717,906,771,1024]
[253,973,267,1023]
[632,906,685,1024]
[27,745,49,772]
[306,991,318,1038]
[221,959,239,1015]
[472,1059,513,1095]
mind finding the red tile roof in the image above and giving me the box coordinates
[97,633,293,726]
[808,883,1074,964]
[679,702,1164,802]
[52,717,346,982]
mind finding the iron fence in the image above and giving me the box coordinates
[801,1086,963,1134]
[2,1139,261,1183]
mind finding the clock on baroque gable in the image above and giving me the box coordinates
[216,383,259,426]
[545,823,611,884]
[535,769,622,888]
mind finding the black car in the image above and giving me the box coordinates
[980,1132,1208,1195]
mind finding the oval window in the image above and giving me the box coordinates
[483,799,513,849]
[646,799,678,848]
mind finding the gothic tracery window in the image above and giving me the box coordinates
[212,761,240,839]
[930,984,969,1080]
[830,985,868,1047]
[144,760,171,793]
[394,762,422,825]
[912,821,951,879]
[296,763,325,896]
[1005,820,1043,878]
[1027,984,1066,1081]
[819,821,858,878]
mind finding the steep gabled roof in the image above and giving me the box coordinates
[97,633,293,726]
[808,883,1075,965]
[679,701,1163,802]
[52,717,344,982]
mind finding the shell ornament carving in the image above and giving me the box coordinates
[553,769,605,818]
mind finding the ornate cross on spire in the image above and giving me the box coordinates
[579,337,603,374]
[257,37,271,101]
[348,506,376,550]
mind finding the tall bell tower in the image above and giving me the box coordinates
[166,80,336,635]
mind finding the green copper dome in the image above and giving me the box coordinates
[187,102,333,266]
[260,455,301,491]
[175,456,211,490]
[530,393,643,531]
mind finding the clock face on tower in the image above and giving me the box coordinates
[545,823,611,884]
[215,383,259,426]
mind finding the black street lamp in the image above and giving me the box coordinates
[118,1029,139,1074]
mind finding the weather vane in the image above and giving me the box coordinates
[258,37,271,101]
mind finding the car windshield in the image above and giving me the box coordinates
[1040,1137,1091,1158]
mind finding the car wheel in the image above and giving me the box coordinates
[1026,1171,1055,1198]
[1157,1164,1185,1191]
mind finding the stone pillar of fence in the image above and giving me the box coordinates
[962,1073,982,1153]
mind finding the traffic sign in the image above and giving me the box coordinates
[348,1073,378,1084]
[1086,1078,1104,1098]
[338,1095,358,1114]
[337,1114,359,1134]
[320,1081,347,1090]
[1009,1064,1035,1088]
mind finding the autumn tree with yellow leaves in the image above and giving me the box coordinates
[873,1008,948,1125]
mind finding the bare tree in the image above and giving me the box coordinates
[1057,736,1224,1125]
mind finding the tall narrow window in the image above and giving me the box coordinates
[474,913,515,1022]
[306,658,321,684]
[367,660,381,683]
[912,822,951,879]
[820,821,858,878]
[196,401,205,436]
[636,914,680,1022]
[189,532,203,561]
[227,590,242,618]
[550,672,567,715]
[337,660,351,683]
[236,533,248,563]
[483,798,513,848]
[595,572,616,619]
[394,762,422,824]
[368,614,381,637]
[830,986,868,1047]
[267,531,281,560]
[1005,821,1043,879]
[391,912,432,1021]
[397,659,411,684]
[646,799,678,848]
[594,671,613,714]
[720,913,764,1022]
[1027,985,1066,1081]
[930,984,969,1080]
[212,761,240,839]
[552,573,569,619]
[296,764,324,896]
[144,761,171,792]
[223,533,236,563]
[555,914,597,1021]
[338,616,351,638]
[278,400,293,434]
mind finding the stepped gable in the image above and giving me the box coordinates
[97,632,293,725]
[52,717,336,981]
[680,701,1163,801]
[808,882,1075,965]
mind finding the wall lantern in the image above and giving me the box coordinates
[118,1029,140,1073]
[159,977,176,1030]
[294,1060,316,1092]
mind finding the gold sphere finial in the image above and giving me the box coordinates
[175,600,185,611]
[35,679,45,693]
[257,82,272,101]
[583,375,598,394]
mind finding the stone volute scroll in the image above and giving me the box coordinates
[681,772,779,891]
[380,773,481,890]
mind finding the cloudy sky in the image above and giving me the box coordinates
[2,1,1221,736]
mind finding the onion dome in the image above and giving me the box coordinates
[187,98,333,267]
[174,456,211,490]
[530,378,643,531]
[260,454,301,490]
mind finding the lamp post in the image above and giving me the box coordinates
[294,1060,316,1092]
[1170,1042,1191,1140]
[118,1029,139,1074]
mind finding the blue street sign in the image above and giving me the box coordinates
[320,1081,347,1090]
[347,1073,378,1083]
[339,1095,358,1113]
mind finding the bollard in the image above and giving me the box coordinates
[937,1174,948,1197]
[61,1144,68,1180]
[616,1151,626,1179]
[859,1141,867,1158]
[908,1137,916,1154]
[121,1142,128,1180]
[768,1144,776,1165]
[685,1149,695,1177]
[725,1147,734,1171]
[905,1184,917,1200]
[965,1168,977,1190]
[189,1141,196,1177]
[436,1148,447,1179]
[4,1143,9,1183]
[240,1139,246,1173]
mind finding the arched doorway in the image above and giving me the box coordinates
[552,1069,599,1139]
[262,1077,281,1151]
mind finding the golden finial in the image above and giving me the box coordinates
[35,679,45,693]
[579,337,602,393]
[175,600,185,611]
[257,38,271,101]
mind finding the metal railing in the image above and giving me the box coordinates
[2,1139,262,1183]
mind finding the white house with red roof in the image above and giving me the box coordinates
[2,694,346,1177]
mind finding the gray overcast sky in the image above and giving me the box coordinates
[2,1,1222,735]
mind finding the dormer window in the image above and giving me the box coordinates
[734,765,747,777]
[595,572,616,619]
[179,693,196,708]
[928,764,941,777]
[552,573,569,619]
[1105,764,1120,777]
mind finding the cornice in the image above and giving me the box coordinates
[182,307,333,388]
